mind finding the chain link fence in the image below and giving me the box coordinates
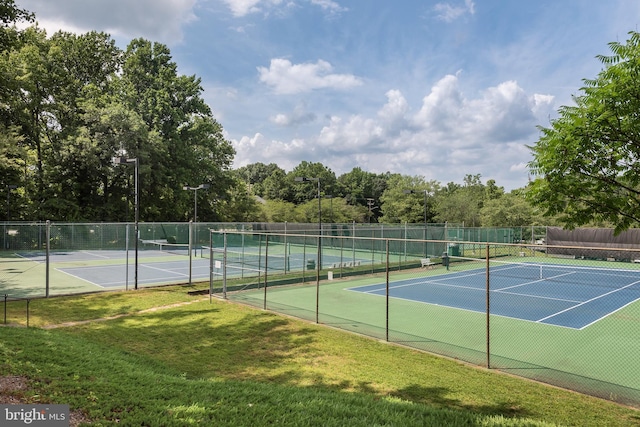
[3,222,640,406]
[212,230,640,408]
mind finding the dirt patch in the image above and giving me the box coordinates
[0,375,91,425]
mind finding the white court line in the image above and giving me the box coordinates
[141,263,189,278]
[54,268,104,288]
[536,279,640,323]
[80,250,111,259]
[494,289,582,304]
[494,271,576,292]
[362,278,583,305]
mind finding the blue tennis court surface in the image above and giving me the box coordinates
[57,259,211,288]
[348,263,640,329]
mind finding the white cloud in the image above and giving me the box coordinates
[433,0,475,22]
[310,0,347,15]
[257,58,363,94]
[233,133,307,171]
[377,90,411,137]
[221,0,346,17]
[16,0,197,44]
[232,73,552,190]
[270,104,317,126]
[221,0,268,17]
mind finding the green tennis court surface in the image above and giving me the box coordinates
[348,263,640,329]
[229,265,640,401]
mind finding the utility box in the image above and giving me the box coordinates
[449,244,460,256]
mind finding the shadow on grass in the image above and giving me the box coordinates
[390,384,532,418]
[60,302,541,420]
[65,303,319,382]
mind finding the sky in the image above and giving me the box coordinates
[14,0,640,191]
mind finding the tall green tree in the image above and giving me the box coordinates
[480,191,541,227]
[3,27,50,216]
[289,161,337,204]
[235,162,283,196]
[39,32,123,220]
[336,167,391,222]
[120,38,234,221]
[262,169,294,201]
[528,31,640,233]
[262,199,297,222]
[0,27,123,220]
[379,175,439,223]
[0,0,33,52]
[434,175,486,226]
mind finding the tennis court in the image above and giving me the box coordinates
[204,245,372,272]
[13,247,209,288]
[57,258,210,288]
[348,262,640,329]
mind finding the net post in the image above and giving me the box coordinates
[486,243,490,369]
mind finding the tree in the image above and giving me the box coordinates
[379,175,439,223]
[480,191,542,227]
[289,161,337,204]
[262,169,294,201]
[262,199,297,222]
[336,168,391,223]
[528,31,640,233]
[235,162,283,196]
[208,176,263,222]
[0,0,33,52]
[120,38,235,221]
[434,175,486,226]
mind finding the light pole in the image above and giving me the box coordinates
[113,156,139,290]
[183,183,210,223]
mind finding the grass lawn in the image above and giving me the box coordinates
[1,285,639,426]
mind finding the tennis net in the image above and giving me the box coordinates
[203,247,290,271]
[140,240,194,257]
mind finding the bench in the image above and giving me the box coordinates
[421,258,436,269]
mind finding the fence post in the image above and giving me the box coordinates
[209,231,213,303]
[3,294,6,324]
[223,232,228,300]
[386,239,390,342]
[316,234,320,324]
[188,220,193,285]
[46,220,50,297]
[486,243,491,369]
[264,235,269,310]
